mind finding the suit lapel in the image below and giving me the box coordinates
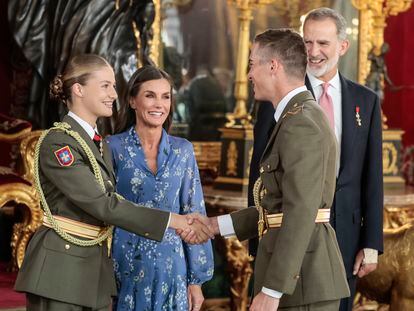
[338,74,356,178]
[260,91,314,162]
[305,75,315,99]
[63,115,114,181]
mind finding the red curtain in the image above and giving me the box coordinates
[383,5,414,147]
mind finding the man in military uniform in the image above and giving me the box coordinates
[198,29,350,310]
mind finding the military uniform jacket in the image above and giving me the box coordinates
[15,115,170,309]
[231,91,350,307]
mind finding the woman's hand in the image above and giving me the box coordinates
[188,284,204,311]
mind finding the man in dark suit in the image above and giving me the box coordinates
[248,8,383,311]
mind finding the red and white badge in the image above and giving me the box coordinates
[54,146,74,166]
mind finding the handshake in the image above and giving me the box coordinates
[170,213,220,244]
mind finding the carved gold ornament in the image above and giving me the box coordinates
[226,141,238,176]
[382,142,398,175]
[352,0,413,84]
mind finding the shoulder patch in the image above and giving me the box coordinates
[54,146,75,166]
[282,103,304,119]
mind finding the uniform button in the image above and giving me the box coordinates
[144,233,150,237]
[260,167,264,173]
[267,164,271,170]
[294,275,300,279]
[65,244,70,250]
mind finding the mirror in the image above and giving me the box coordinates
[159,0,360,141]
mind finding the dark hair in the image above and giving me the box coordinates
[115,66,175,134]
[50,54,111,105]
[254,28,307,80]
[303,7,347,41]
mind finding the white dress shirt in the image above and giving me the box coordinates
[307,72,342,177]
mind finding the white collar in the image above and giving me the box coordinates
[307,71,341,91]
[67,111,98,139]
[274,86,308,122]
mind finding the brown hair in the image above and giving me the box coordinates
[50,54,111,105]
[254,28,307,80]
[115,65,175,134]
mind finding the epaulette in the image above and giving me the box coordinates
[282,103,304,119]
[52,121,72,130]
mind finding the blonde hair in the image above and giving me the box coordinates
[50,54,111,105]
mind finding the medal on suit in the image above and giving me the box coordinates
[356,106,362,126]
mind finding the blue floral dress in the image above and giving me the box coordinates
[106,127,214,311]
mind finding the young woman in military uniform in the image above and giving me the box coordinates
[14,54,212,311]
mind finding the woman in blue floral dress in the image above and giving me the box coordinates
[107,66,214,311]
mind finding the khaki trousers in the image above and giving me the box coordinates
[26,293,110,311]
[279,299,340,311]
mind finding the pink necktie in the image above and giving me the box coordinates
[319,82,334,129]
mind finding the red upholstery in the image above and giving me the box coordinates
[0,113,31,139]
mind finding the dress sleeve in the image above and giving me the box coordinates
[180,142,214,285]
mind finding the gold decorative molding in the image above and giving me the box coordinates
[226,0,274,128]
[224,238,253,311]
[220,127,253,140]
[0,183,41,269]
[151,0,162,66]
[226,141,238,176]
[383,129,405,140]
[271,0,329,30]
[20,130,43,184]
[383,142,398,175]
[356,189,414,310]
[352,0,413,84]
[214,176,249,185]
[193,141,222,172]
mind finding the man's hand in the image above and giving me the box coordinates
[353,249,378,278]
[249,292,279,311]
[170,213,214,244]
[188,284,204,311]
[177,215,220,244]
[187,214,220,235]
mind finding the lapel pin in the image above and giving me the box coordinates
[356,106,362,127]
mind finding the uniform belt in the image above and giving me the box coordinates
[42,214,105,239]
[266,208,331,228]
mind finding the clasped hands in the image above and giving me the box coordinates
[170,213,219,244]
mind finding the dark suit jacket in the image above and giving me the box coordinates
[248,74,384,276]
[15,115,170,308]
[234,91,349,307]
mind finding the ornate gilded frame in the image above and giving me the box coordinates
[352,0,413,84]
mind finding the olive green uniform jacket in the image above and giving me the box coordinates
[231,91,350,308]
[15,115,170,309]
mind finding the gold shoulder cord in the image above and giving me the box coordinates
[253,177,266,239]
[34,122,114,247]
